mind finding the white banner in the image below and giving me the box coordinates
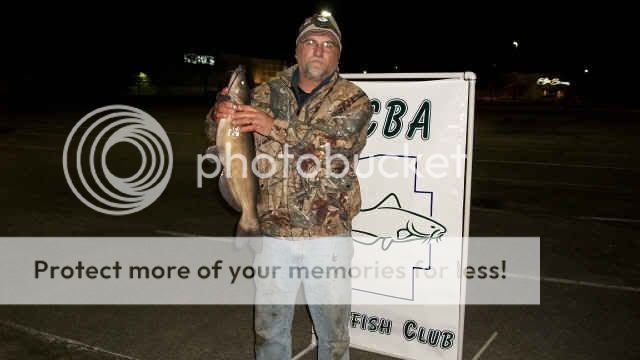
[346,74,475,360]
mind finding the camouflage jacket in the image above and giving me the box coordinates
[207,65,372,238]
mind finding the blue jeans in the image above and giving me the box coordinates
[253,235,354,360]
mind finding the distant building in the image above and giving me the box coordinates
[536,77,570,99]
[477,72,574,103]
[127,52,289,97]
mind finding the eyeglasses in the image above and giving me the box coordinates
[301,39,338,51]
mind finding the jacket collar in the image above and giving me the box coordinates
[277,65,339,93]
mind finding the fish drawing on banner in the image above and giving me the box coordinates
[352,193,446,251]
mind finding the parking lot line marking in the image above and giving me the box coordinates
[15,130,193,137]
[154,230,233,243]
[472,207,640,227]
[473,177,624,192]
[472,331,498,360]
[0,144,58,151]
[155,230,200,237]
[477,159,638,171]
[541,276,640,293]
[506,273,640,293]
[0,320,138,359]
[475,146,634,159]
[575,216,640,224]
[15,131,66,137]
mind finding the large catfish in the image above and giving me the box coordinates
[215,65,260,236]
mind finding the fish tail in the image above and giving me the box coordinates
[236,213,260,237]
[235,213,261,252]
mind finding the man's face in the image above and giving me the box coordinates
[295,32,340,82]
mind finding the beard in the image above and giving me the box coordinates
[301,60,332,81]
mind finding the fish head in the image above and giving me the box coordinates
[394,209,447,243]
[228,65,250,104]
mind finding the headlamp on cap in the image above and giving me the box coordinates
[296,11,342,50]
[314,11,333,27]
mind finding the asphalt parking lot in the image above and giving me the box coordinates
[1,99,638,359]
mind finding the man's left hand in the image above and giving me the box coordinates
[232,105,274,136]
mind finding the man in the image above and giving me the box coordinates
[206,12,372,360]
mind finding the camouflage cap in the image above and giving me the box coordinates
[296,12,342,50]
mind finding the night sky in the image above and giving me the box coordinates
[8,2,636,102]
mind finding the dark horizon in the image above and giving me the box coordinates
[7,2,637,104]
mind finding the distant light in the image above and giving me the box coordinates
[394,65,398,71]
[320,10,332,17]
[584,68,589,73]
[138,72,148,80]
[363,70,367,74]
[536,77,570,86]
[512,40,519,48]
[184,53,215,66]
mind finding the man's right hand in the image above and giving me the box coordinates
[209,87,236,122]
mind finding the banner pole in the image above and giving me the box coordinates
[457,71,477,360]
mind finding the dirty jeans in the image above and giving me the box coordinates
[253,235,353,360]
